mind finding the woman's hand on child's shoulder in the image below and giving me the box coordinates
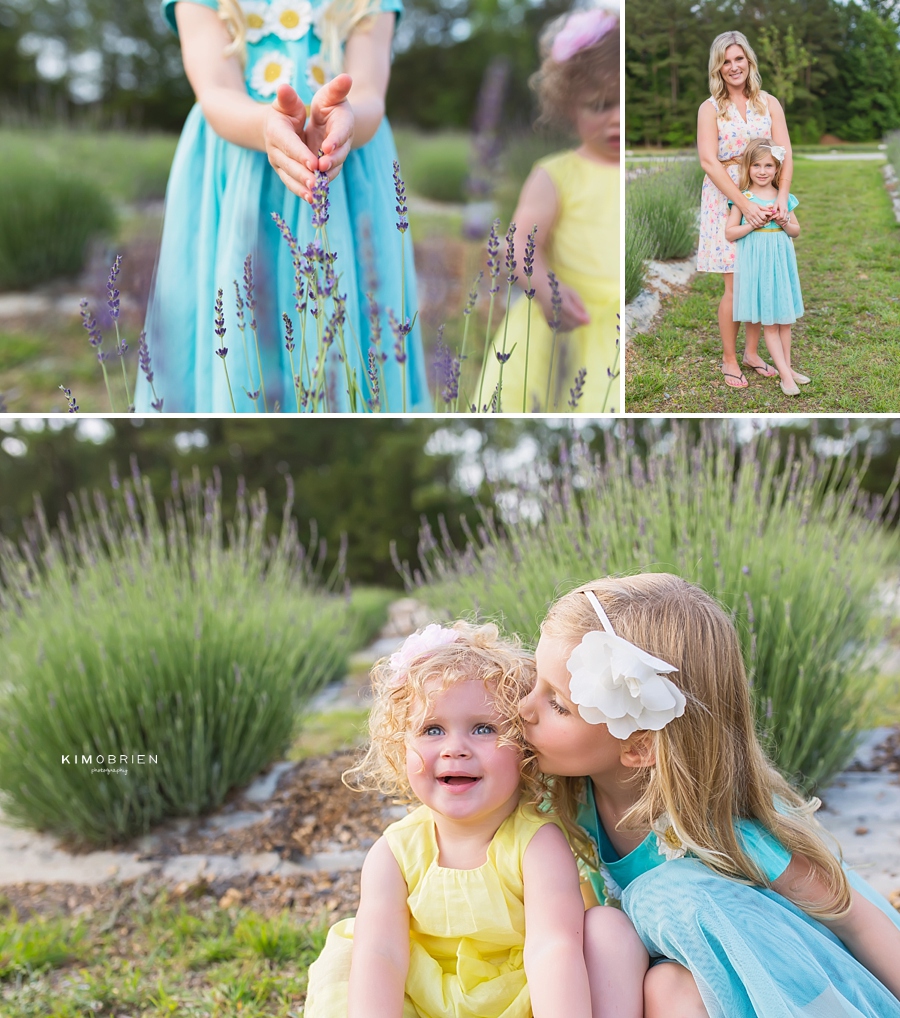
[264,76,355,204]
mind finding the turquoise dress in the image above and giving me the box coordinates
[730,192,804,327]
[134,0,430,413]
[577,781,900,1018]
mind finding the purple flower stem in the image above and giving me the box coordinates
[233,279,258,405]
[600,319,621,413]
[495,222,518,411]
[544,270,563,411]
[454,270,482,413]
[475,218,502,413]
[522,225,537,412]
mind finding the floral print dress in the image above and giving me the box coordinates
[697,94,772,273]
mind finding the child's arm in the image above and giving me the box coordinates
[724,202,755,243]
[773,854,900,1000]
[347,836,411,1018]
[782,211,800,239]
[174,2,353,202]
[767,94,794,222]
[511,167,590,332]
[522,824,592,1018]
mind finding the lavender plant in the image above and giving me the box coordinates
[407,422,900,789]
[0,467,375,846]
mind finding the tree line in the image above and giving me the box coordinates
[626,0,900,146]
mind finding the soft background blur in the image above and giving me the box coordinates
[0,0,577,411]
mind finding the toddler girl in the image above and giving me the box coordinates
[134,0,429,413]
[481,4,620,412]
[522,574,900,1018]
[725,139,807,397]
[304,621,645,1018]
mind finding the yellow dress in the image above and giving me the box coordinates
[304,802,562,1018]
[481,151,620,413]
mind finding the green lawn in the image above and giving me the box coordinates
[626,158,900,412]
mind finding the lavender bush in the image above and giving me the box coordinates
[68,162,615,414]
[406,422,899,789]
[0,465,380,846]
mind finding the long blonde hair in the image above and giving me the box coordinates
[344,621,544,805]
[542,574,851,922]
[709,31,766,116]
[739,137,783,190]
[218,0,382,72]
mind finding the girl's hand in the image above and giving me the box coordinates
[306,73,355,181]
[265,84,320,204]
[540,282,591,332]
[741,201,773,229]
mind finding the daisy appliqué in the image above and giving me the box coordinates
[250,51,296,97]
[651,812,687,861]
[267,0,314,41]
[306,52,333,90]
[599,865,624,907]
[242,0,271,44]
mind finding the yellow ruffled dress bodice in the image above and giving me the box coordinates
[304,802,559,1018]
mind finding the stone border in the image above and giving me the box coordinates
[624,256,697,338]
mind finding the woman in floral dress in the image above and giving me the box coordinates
[134,0,430,413]
[697,30,794,389]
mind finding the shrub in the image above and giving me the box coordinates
[409,423,899,790]
[627,162,699,261]
[402,134,472,203]
[0,160,116,290]
[0,467,369,846]
[625,204,654,304]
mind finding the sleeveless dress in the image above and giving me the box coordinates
[729,192,804,326]
[576,781,900,1018]
[305,802,561,1018]
[479,151,620,412]
[697,95,773,274]
[133,0,430,413]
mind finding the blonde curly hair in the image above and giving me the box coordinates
[344,621,543,805]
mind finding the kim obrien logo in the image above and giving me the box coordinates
[61,753,158,776]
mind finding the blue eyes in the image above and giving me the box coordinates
[421,723,496,736]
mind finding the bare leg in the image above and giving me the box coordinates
[762,324,798,394]
[781,325,792,374]
[741,320,775,375]
[719,273,746,386]
[584,905,648,1018]
[644,962,709,1018]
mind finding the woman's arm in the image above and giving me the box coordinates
[767,94,794,223]
[724,202,754,243]
[348,836,411,1018]
[697,102,769,229]
[522,824,593,1018]
[772,854,900,1000]
[511,167,589,331]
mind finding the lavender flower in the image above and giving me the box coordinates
[433,327,461,404]
[366,348,381,409]
[464,272,483,315]
[233,280,246,332]
[486,219,501,296]
[245,389,260,401]
[548,271,563,331]
[524,226,537,299]
[495,350,512,364]
[59,385,79,412]
[311,170,330,229]
[214,289,227,357]
[283,312,295,353]
[79,299,103,347]
[107,255,122,320]
[504,222,517,285]
[388,308,409,365]
[151,396,164,412]
[242,256,257,330]
[568,367,587,409]
[392,161,408,233]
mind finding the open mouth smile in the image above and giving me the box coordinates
[438,774,481,787]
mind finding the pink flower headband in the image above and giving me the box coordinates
[388,624,459,686]
[551,8,618,63]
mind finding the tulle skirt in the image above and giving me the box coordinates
[622,858,900,1018]
[733,231,804,327]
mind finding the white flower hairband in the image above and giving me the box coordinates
[566,591,686,738]
[387,624,459,686]
[769,144,786,162]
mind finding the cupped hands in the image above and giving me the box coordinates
[264,74,355,205]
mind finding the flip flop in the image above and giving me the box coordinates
[742,360,778,378]
[722,370,749,389]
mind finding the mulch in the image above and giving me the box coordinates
[848,725,900,776]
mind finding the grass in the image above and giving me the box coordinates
[0,893,328,1018]
[288,708,370,761]
[626,158,900,411]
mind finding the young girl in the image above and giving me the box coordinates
[725,139,807,397]
[521,574,900,1018]
[480,4,620,412]
[133,0,429,413]
[304,622,646,1018]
